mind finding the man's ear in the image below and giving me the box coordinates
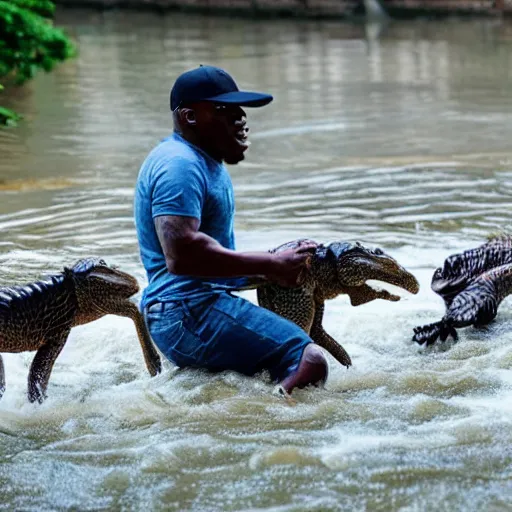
[181,108,196,126]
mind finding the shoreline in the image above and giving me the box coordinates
[53,0,506,20]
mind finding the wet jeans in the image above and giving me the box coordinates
[143,292,312,382]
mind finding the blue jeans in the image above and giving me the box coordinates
[143,292,312,382]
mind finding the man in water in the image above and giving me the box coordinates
[134,65,328,395]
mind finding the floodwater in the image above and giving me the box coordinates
[1,9,512,511]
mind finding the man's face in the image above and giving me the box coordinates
[188,102,250,165]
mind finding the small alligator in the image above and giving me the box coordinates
[245,239,420,367]
[413,235,512,345]
[0,258,161,403]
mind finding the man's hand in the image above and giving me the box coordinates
[267,241,317,287]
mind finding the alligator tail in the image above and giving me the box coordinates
[311,330,352,368]
[323,340,352,368]
[412,320,458,346]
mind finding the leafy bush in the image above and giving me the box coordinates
[0,83,20,125]
[0,0,76,125]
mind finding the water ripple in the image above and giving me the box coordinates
[1,10,512,511]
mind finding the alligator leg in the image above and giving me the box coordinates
[412,320,458,346]
[107,301,162,377]
[346,284,400,306]
[0,355,5,400]
[414,284,499,346]
[448,290,498,329]
[28,330,70,403]
[257,285,315,333]
[310,302,352,368]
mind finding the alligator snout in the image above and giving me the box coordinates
[393,268,420,295]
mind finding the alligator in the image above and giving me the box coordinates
[243,239,420,368]
[0,258,162,403]
[413,235,512,346]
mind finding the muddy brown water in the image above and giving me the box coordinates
[0,10,511,511]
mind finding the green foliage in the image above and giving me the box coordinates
[0,82,19,125]
[0,0,76,126]
[6,0,55,18]
[0,0,76,83]
[0,104,21,126]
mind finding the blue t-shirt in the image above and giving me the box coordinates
[134,132,243,308]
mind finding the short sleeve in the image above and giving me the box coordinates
[151,157,206,221]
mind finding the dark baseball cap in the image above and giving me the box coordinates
[170,65,273,111]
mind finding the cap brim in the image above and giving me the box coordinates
[205,91,273,108]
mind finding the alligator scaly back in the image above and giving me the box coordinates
[431,235,512,305]
[0,274,74,352]
[0,259,161,403]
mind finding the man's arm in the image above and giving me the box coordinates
[155,215,315,287]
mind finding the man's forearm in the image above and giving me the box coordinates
[167,231,275,278]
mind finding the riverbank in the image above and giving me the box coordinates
[53,0,507,19]
[53,0,361,18]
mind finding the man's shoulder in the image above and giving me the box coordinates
[148,134,203,165]
[139,135,205,178]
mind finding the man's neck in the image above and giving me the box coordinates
[175,129,222,164]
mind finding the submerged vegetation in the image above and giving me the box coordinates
[0,0,76,125]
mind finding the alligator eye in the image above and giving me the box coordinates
[98,259,108,266]
[374,248,384,255]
